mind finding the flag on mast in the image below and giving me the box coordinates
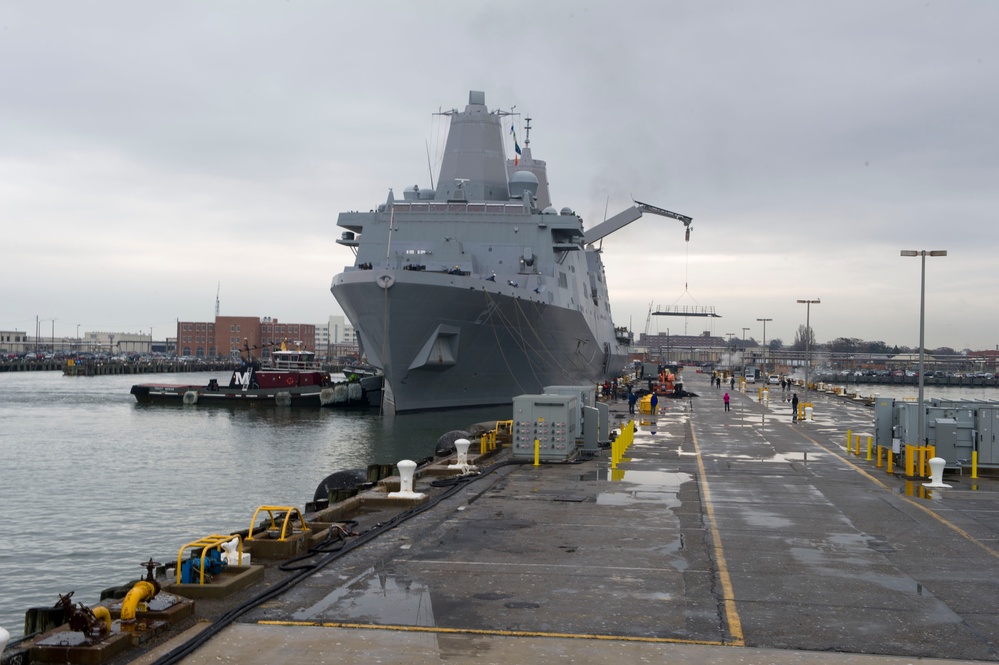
[510,125,522,165]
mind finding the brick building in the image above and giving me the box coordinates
[176,316,316,358]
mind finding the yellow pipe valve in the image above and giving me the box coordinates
[120,580,157,623]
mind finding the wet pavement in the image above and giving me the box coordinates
[170,371,999,663]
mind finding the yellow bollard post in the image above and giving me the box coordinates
[971,451,978,479]
[887,450,894,474]
[534,438,540,467]
[876,445,884,468]
[905,444,914,477]
[855,434,862,456]
[866,436,873,461]
[846,429,852,453]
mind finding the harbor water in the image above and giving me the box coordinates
[0,370,508,639]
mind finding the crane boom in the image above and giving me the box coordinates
[582,199,692,245]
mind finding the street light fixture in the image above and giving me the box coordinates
[757,318,772,374]
[901,250,947,447]
[796,299,820,394]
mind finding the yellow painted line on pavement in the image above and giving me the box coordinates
[791,425,999,563]
[689,424,746,646]
[256,620,728,646]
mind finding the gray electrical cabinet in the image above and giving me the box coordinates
[543,385,596,442]
[874,397,895,448]
[512,394,578,461]
[596,402,610,445]
[977,407,999,465]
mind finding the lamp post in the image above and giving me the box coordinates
[796,299,820,394]
[757,318,772,374]
[901,250,947,446]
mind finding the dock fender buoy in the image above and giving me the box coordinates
[275,391,292,407]
[182,390,198,405]
[313,469,368,502]
[435,430,471,458]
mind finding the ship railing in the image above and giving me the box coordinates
[392,202,528,216]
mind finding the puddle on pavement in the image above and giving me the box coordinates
[897,480,942,500]
[292,569,435,626]
[595,469,693,506]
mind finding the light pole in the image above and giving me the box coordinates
[757,318,772,374]
[901,250,947,446]
[796,299,820,394]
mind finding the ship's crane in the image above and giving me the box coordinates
[582,199,692,245]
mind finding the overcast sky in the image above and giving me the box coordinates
[2,1,997,351]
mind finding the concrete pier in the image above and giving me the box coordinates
[30,370,999,664]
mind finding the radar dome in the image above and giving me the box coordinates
[560,207,574,215]
[509,170,539,200]
[542,206,558,215]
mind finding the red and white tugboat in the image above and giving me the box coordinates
[130,341,367,407]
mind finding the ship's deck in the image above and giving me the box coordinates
[140,371,999,664]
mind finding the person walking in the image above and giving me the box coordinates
[627,389,637,415]
[650,392,659,415]
[730,376,735,390]
[791,393,799,423]
[723,392,730,412]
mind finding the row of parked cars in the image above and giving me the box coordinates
[819,369,996,380]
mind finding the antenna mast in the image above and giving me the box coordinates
[215,282,220,318]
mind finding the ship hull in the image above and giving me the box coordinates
[332,269,626,412]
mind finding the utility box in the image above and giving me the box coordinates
[582,406,599,453]
[977,407,999,466]
[596,402,610,445]
[543,385,596,442]
[874,397,895,449]
[512,394,578,461]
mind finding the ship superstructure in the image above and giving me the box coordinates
[331,91,689,412]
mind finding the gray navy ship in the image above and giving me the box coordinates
[331,91,690,412]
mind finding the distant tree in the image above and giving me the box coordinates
[931,346,957,356]
[864,340,890,354]
[828,337,861,354]
[769,338,783,351]
[792,325,815,351]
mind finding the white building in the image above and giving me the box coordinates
[315,315,357,359]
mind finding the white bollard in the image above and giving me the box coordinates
[448,438,478,473]
[388,459,426,499]
[804,406,813,422]
[221,536,250,567]
[455,438,470,467]
[924,457,952,488]
[762,389,769,406]
[1,626,9,655]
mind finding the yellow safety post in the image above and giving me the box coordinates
[905,445,915,477]
[887,450,894,474]
[846,430,852,452]
[534,438,540,467]
[866,436,873,461]
[876,445,884,468]
[854,434,862,456]
[246,506,310,542]
[971,451,978,479]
